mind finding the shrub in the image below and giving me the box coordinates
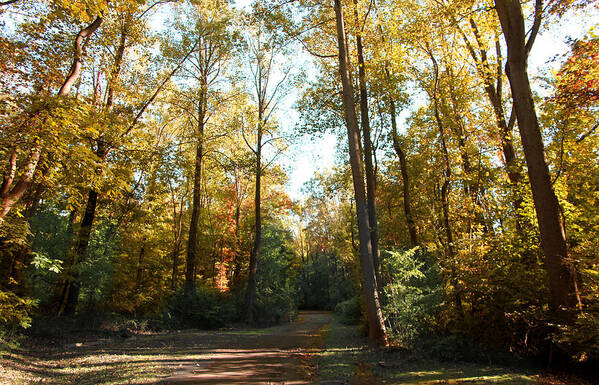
[335,296,361,325]
[552,311,599,363]
[250,226,300,326]
[0,290,37,329]
[163,286,237,329]
[381,247,442,347]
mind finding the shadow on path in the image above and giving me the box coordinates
[154,311,332,384]
[0,311,332,385]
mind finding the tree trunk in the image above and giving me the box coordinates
[333,0,387,345]
[0,144,41,220]
[185,90,207,296]
[58,187,99,315]
[428,52,455,258]
[389,100,418,246]
[494,0,576,313]
[232,200,242,286]
[352,0,381,291]
[170,195,183,290]
[245,125,262,324]
[58,16,103,96]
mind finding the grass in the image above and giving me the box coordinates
[317,316,541,384]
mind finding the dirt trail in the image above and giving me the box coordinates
[156,311,332,384]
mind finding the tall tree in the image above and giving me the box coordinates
[333,0,387,345]
[56,1,198,315]
[351,0,381,287]
[176,0,235,296]
[242,15,290,322]
[494,0,576,313]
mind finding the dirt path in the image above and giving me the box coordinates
[2,312,579,384]
[0,311,332,385]
[156,310,332,384]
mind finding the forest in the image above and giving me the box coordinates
[0,0,598,383]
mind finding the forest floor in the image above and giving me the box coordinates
[0,311,591,384]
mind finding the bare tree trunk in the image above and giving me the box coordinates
[494,0,576,313]
[333,0,387,345]
[58,16,103,96]
[352,0,381,290]
[232,199,242,286]
[185,87,207,296]
[389,100,418,246]
[170,193,183,290]
[0,145,41,220]
[245,122,262,324]
[58,185,100,316]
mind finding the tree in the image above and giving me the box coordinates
[55,0,199,315]
[0,11,102,221]
[166,0,236,297]
[494,0,577,314]
[241,7,291,323]
[332,0,387,345]
[351,0,381,287]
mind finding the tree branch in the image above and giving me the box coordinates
[525,0,543,57]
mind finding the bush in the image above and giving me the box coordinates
[552,311,599,363]
[0,290,37,329]
[415,334,514,364]
[163,286,237,329]
[254,288,297,326]
[250,226,300,326]
[335,296,361,325]
[298,251,357,311]
[381,247,442,347]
